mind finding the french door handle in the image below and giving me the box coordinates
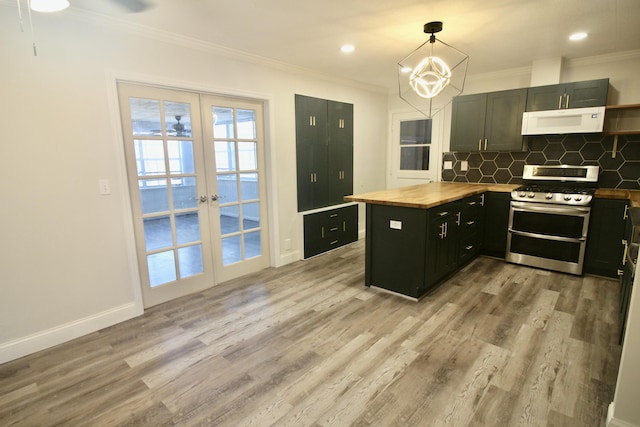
[198,195,209,203]
[211,194,220,201]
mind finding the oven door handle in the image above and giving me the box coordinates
[510,201,591,216]
[508,229,586,243]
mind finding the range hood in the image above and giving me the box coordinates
[521,106,606,135]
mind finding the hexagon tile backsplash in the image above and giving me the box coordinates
[442,134,640,189]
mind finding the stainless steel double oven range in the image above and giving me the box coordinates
[506,164,599,275]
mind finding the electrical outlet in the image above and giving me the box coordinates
[444,161,453,170]
[461,161,468,172]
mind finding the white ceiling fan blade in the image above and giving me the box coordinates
[109,0,150,13]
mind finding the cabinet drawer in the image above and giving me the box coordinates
[303,205,358,258]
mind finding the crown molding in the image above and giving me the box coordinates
[0,0,387,94]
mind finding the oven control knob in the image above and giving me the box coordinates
[575,195,583,202]
[564,195,572,201]
[519,191,526,197]
[545,193,553,200]
[527,192,535,198]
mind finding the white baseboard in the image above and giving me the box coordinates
[276,250,300,267]
[0,302,142,364]
[607,402,640,427]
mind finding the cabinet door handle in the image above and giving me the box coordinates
[558,95,563,109]
[466,221,475,225]
[622,239,629,265]
[444,222,448,238]
[623,204,630,220]
[478,139,482,150]
[468,201,476,206]
[466,245,474,250]
[481,194,485,206]
[343,221,346,232]
[330,213,338,218]
[565,94,570,108]
[321,226,325,238]
[456,212,461,226]
[330,240,339,245]
[330,227,338,232]
[438,211,449,217]
[484,139,488,150]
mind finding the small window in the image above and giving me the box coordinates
[399,119,432,171]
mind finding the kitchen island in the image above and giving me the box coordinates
[345,182,517,299]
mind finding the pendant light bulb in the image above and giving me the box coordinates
[30,0,70,13]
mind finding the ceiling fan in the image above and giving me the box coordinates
[108,0,151,13]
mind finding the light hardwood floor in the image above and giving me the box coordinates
[0,240,622,426]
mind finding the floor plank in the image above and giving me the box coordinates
[0,240,622,426]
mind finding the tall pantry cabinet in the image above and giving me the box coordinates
[295,94,357,258]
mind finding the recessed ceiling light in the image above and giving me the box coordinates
[30,0,70,12]
[569,32,588,41]
[341,45,355,53]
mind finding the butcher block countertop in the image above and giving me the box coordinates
[345,182,640,209]
[344,182,519,209]
[595,188,640,207]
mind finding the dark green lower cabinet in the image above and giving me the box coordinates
[584,198,628,278]
[303,205,358,258]
[481,192,511,258]
[367,204,429,298]
[366,193,485,299]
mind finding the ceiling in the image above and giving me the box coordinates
[68,0,640,91]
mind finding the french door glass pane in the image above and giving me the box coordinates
[220,205,240,234]
[244,231,261,259]
[164,102,191,137]
[130,98,161,136]
[242,202,260,229]
[214,141,236,172]
[213,107,234,138]
[139,179,169,214]
[175,212,200,244]
[238,142,257,170]
[172,177,197,210]
[143,216,172,251]
[168,140,195,174]
[148,250,176,287]
[178,245,203,278]
[134,140,166,176]
[217,174,238,203]
[240,173,258,200]
[222,236,242,265]
[237,109,256,139]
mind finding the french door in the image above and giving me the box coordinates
[118,83,270,308]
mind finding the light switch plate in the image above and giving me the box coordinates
[99,179,111,195]
[461,161,468,171]
[444,161,453,170]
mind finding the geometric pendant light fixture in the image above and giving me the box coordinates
[398,21,469,117]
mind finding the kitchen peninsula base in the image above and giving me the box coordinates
[346,182,517,299]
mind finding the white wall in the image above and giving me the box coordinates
[0,4,388,363]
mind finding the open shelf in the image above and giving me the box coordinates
[605,104,640,135]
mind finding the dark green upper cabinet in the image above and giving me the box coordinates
[450,88,527,152]
[525,78,609,111]
[295,94,354,212]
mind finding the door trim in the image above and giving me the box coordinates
[106,71,281,312]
